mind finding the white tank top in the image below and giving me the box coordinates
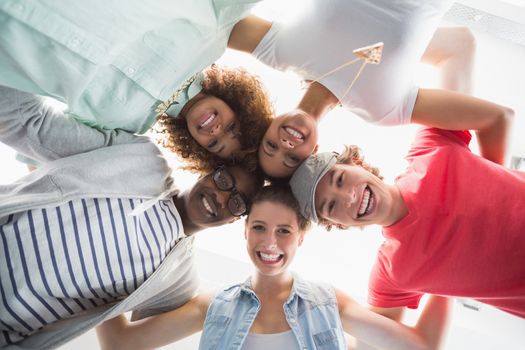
[241,329,301,350]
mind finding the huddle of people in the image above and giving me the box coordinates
[0,0,523,349]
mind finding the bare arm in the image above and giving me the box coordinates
[96,293,212,350]
[228,15,272,53]
[421,27,477,94]
[412,89,514,165]
[336,290,451,350]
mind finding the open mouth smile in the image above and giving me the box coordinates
[357,186,374,218]
[198,112,217,129]
[283,126,304,141]
[257,251,284,264]
[201,193,218,217]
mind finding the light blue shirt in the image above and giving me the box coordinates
[0,0,260,133]
[200,274,346,350]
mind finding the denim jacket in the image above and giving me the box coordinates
[199,274,346,350]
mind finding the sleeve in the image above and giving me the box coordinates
[407,127,472,156]
[367,257,423,310]
[0,85,143,163]
[252,22,290,71]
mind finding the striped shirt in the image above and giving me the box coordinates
[0,197,184,346]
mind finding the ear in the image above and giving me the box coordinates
[298,234,305,247]
[312,144,319,154]
[228,217,241,224]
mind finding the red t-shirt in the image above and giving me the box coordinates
[368,127,525,318]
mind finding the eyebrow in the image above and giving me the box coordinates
[277,224,294,229]
[282,161,296,169]
[215,144,225,155]
[319,170,335,216]
[262,145,274,158]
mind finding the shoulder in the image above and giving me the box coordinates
[412,127,472,149]
[293,276,337,304]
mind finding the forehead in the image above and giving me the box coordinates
[248,201,298,225]
[218,137,241,158]
[258,147,295,178]
[228,167,257,196]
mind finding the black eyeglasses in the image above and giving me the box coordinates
[212,166,248,217]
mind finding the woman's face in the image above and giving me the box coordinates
[258,110,319,178]
[245,201,304,277]
[185,94,242,159]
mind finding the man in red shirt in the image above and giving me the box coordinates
[289,101,524,321]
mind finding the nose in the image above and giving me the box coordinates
[263,232,278,250]
[280,138,294,149]
[344,188,358,208]
[210,123,223,136]
[214,191,228,210]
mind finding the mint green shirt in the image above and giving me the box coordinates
[0,0,259,133]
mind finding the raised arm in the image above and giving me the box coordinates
[227,15,272,54]
[416,27,514,165]
[0,85,142,163]
[336,290,451,350]
[96,293,211,350]
[411,89,514,165]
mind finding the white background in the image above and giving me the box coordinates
[1,0,525,349]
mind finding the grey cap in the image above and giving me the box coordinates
[290,152,338,223]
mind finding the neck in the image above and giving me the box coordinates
[383,185,409,227]
[297,81,339,122]
[251,271,293,297]
[173,194,199,236]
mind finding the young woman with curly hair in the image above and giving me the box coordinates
[0,0,274,173]
[156,65,273,174]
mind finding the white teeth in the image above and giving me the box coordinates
[202,196,214,215]
[201,113,216,128]
[260,252,281,261]
[284,127,303,139]
[358,187,371,216]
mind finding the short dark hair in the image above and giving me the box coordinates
[249,185,311,232]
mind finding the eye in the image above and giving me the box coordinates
[252,224,265,231]
[266,141,277,150]
[226,122,237,134]
[287,154,301,164]
[328,200,336,216]
[336,173,343,187]
[277,228,291,235]
[207,139,218,149]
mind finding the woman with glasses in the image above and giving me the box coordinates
[96,185,450,350]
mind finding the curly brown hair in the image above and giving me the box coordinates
[318,145,383,231]
[155,65,273,174]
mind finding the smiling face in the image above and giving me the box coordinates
[183,166,259,229]
[258,110,319,178]
[245,201,304,277]
[315,163,402,228]
[184,93,242,159]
